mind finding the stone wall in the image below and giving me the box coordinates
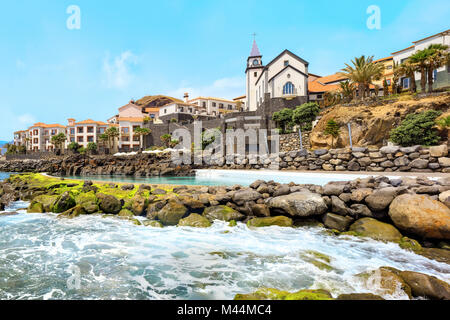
[280,132,310,152]
[207,144,450,173]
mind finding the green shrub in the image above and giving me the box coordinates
[389,110,442,146]
[324,119,340,148]
[272,108,294,134]
[292,102,320,131]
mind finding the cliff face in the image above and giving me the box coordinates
[309,94,450,149]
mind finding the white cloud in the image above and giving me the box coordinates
[167,76,245,100]
[102,51,138,89]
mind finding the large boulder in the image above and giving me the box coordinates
[32,194,59,212]
[157,200,188,226]
[97,193,122,214]
[75,192,99,214]
[356,267,412,299]
[247,216,293,228]
[439,190,450,208]
[232,189,262,203]
[349,217,403,242]
[323,213,353,232]
[131,195,147,216]
[53,191,76,213]
[389,194,450,240]
[268,191,328,217]
[178,213,211,228]
[430,145,448,157]
[365,188,397,211]
[399,271,450,300]
[203,205,244,222]
[27,201,44,213]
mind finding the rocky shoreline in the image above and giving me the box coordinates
[1,172,450,300]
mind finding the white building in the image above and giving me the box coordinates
[117,101,145,151]
[66,119,109,148]
[391,29,450,90]
[27,123,66,152]
[187,96,238,116]
[245,40,309,111]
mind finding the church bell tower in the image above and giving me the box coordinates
[246,39,264,111]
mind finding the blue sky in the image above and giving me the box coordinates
[1,0,449,140]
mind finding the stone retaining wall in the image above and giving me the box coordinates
[279,132,310,152]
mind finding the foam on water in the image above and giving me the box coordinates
[1,200,449,300]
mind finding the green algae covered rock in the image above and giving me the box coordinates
[356,267,412,299]
[178,213,212,228]
[142,220,163,228]
[300,250,334,271]
[57,205,86,219]
[399,236,423,253]
[203,205,244,222]
[131,194,147,216]
[75,192,98,214]
[32,194,59,212]
[157,200,188,226]
[246,216,293,228]
[349,217,403,242]
[53,191,76,213]
[27,201,44,213]
[234,288,333,300]
[228,220,237,227]
[97,193,122,214]
[118,209,134,218]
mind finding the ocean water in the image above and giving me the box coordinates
[1,200,449,300]
[65,169,403,187]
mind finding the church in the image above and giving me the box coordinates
[245,40,309,111]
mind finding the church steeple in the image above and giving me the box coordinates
[249,39,261,57]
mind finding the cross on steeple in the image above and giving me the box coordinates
[252,32,257,41]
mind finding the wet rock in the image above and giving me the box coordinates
[323,213,353,232]
[232,189,262,203]
[349,204,373,217]
[142,220,163,228]
[251,203,270,217]
[399,271,450,300]
[203,205,244,222]
[365,188,396,211]
[131,195,147,216]
[234,288,332,300]
[27,201,44,213]
[357,267,412,299]
[75,192,99,214]
[389,194,450,240]
[268,191,328,217]
[331,196,348,215]
[157,200,188,226]
[121,184,135,191]
[31,194,59,212]
[53,191,76,213]
[349,217,403,242]
[97,193,122,214]
[247,216,293,228]
[178,213,211,228]
[118,208,134,217]
[152,188,167,195]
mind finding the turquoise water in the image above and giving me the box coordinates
[65,169,391,186]
[0,172,11,181]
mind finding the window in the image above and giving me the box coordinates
[87,136,94,142]
[70,128,75,135]
[202,102,206,108]
[70,137,75,142]
[254,72,257,77]
[283,82,295,95]
[77,127,84,134]
[164,109,167,114]
[98,128,105,134]
[228,104,233,110]
[219,103,223,109]
[150,114,155,119]
[317,94,322,99]
[402,77,410,89]
[284,60,289,67]
[212,102,216,107]
[122,127,129,134]
[33,138,38,144]
[77,137,84,143]
[87,127,94,133]
[386,65,393,70]
[44,130,49,136]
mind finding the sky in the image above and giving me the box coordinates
[0,0,449,140]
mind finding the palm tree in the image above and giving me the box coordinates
[397,60,417,93]
[338,55,384,100]
[392,61,401,94]
[99,133,109,151]
[339,81,355,102]
[409,49,429,93]
[105,127,119,153]
[425,44,449,93]
[51,133,67,154]
[134,127,151,151]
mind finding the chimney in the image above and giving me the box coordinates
[184,92,189,103]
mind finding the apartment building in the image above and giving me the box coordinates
[391,29,450,91]
[66,119,109,148]
[27,123,66,152]
[117,101,145,151]
[187,95,238,116]
[13,130,28,148]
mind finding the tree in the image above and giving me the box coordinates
[382,78,389,96]
[338,55,384,100]
[339,81,355,102]
[105,127,119,152]
[396,60,417,93]
[87,142,97,154]
[272,108,294,134]
[51,133,67,154]
[324,119,340,148]
[392,61,401,94]
[99,133,109,150]
[425,44,449,93]
[68,142,80,153]
[5,144,17,155]
[134,127,151,151]
[389,110,442,146]
[292,102,320,131]
[409,49,429,93]
[160,134,172,148]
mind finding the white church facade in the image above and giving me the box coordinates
[245,40,309,111]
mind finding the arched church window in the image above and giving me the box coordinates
[283,82,295,95]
